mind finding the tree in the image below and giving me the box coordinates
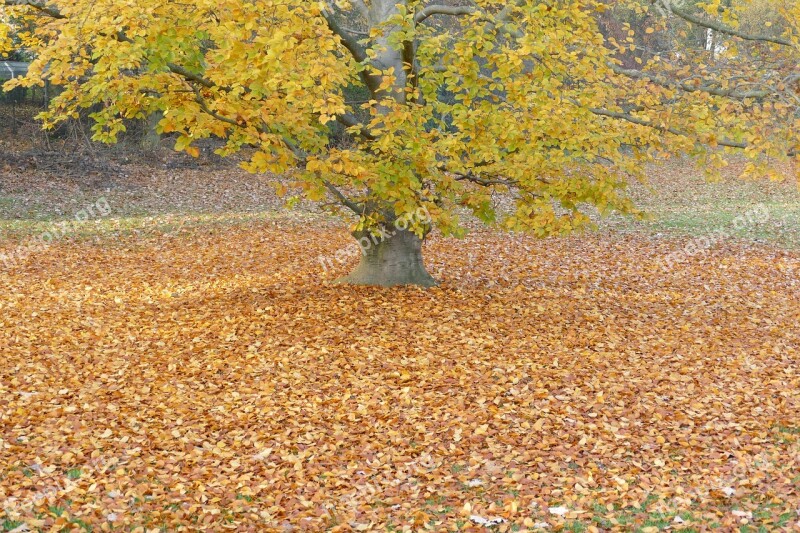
[1,0,798,286]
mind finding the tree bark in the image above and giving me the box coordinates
[336,228,437,287]
[140,111,163,151]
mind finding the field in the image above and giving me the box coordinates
[1,149,799,531]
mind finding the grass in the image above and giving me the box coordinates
[1,521,23,533]
[1,157,798,250]
[601,159,800,248]
[0,210,322,241]
[579,498,701,532]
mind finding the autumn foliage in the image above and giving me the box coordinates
[1,0,799,284]
[0,0,799,529]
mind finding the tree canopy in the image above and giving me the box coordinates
[1,0,798,285]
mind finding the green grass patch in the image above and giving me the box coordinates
[1,520,24,532]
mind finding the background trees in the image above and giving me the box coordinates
[1,0,798,286]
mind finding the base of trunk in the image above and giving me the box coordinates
[335,228,437,288]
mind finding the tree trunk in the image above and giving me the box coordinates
[140,111,163,151]
[336,228,437,287]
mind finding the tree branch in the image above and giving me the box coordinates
[659,1,793,47]
[454,172,516,187]
[192,87,239,128]
[168,62,217,89]
[416,2,524,37]
[195,88,363,214]
[587,106,748,149]
[610,64,772,99]
[415,5,476,24]
[1,0,65,19]
[336,113,376,141]
[320,6,368,63]
[320,5,380,94]
[323,180,364,214]
[350,0,369,19]
[106,30,224,91]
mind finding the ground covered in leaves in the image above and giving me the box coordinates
[1,145,800,531]
[1,217,799,531]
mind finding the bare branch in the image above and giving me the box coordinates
[337,25,370,36]
[336,113,376,141]
[454,172,516,187]
[415,5,476,24]
[168,62,217,89]
[323,180,364,214]
[659,1,792,47]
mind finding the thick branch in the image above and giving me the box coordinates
[660,1,793,47]
[350,0,369,19]
[168,63,216,89]
[415,5,476,24]
[323,180,364,214]
[320,6,380,94]
[1,0,64,19]
[336,113,376,141]
[610,64,771,99]
[588,107,748,149]
[321,8,368,63]
[454,172,516,187]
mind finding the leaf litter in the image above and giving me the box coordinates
[0,199,799,531]
[0,87,798,530]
